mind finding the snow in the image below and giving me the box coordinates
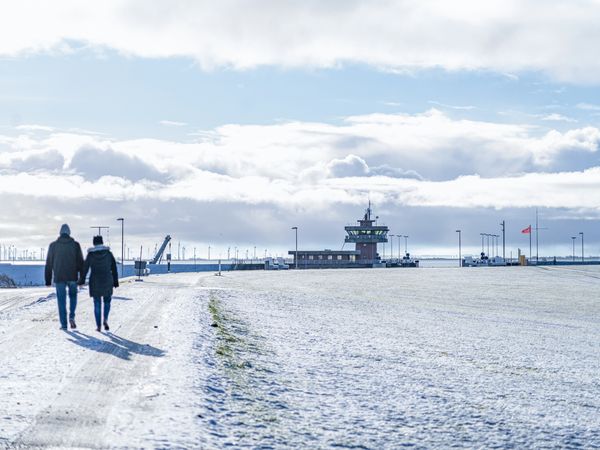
[1,267,599,448]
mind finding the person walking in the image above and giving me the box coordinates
[79,235,119,332]
[45,224,84,330]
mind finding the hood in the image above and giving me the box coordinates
[88,245,111,253]
[56,235,75,244]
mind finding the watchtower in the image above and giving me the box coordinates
[344,202,389,261]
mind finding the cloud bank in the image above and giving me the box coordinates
[2,1,600,82]
[1,110,599,210]
[2,109,600,252]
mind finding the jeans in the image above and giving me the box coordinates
[93,296,112,328]
[55,281,78,329]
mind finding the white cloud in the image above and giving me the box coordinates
[540,113,577,123]
[315,154,422,180]
[68,146,168,182]
[380,101,403,107]
[159,120,187,127]
[15,124,55,132]
[428,101,476,110]
[3,111,600,251]
[2,1,600,82]
[327,155,370,178]
[576,103,600,111]
[1,110,599,213]
[325,169,600,210]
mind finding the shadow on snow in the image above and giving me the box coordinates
[65,330,165,360]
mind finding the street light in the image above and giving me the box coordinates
[571,236,576,262]
[579,232,584,263]
[291,226,298,269]
[500,220,506,260]
[116,218,124,277]
[389,234,394,260]
[456,230,462,267]
[403,235,409,254]
[493,234,499,258]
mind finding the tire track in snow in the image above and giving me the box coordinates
[11,281,172,448]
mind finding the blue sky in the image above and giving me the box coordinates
[3,51,600,139]
[1,1,600,259]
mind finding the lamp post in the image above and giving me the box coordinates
[571,236,576,262]
[291,226,298,269]
[403,235,408,254]
[117,218,124,277]
[480,233,485,255]
[389,234,394,260]
[456,230,462,267]
[579,232,584,263]
[500,220,506,260]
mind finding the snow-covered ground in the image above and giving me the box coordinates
[1,266,599,448]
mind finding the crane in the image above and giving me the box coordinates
[150,235,172,264]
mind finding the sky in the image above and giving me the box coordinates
[1,0,600,259]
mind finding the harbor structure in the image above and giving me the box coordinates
[288,203,394,269]
[344,202,389,261]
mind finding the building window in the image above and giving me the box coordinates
[309,255,314,260]
[337,255,342,260]
[328,255,333,260]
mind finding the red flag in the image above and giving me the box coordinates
[521,225,532,234]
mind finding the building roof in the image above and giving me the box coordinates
[288,250,361,255]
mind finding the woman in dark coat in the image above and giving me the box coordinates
[78,235,119,332]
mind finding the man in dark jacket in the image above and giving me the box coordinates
[45,224,84,330]
[79,235,119,332]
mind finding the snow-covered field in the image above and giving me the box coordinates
[1,267,599,448]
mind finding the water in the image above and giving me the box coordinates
[0,261,260,286]
[198,266,600,448]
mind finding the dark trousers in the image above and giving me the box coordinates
[55,281,78,329]
[93,296,112,328]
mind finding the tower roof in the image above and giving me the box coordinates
[344,203,389,243]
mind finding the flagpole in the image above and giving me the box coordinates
[535,208,539,264]
[529,228,532,261]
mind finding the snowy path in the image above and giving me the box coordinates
[0,274,213,448]
[1,267,600,448]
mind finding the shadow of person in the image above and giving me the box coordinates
[106,332,166,357]
[65,331,165,360]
